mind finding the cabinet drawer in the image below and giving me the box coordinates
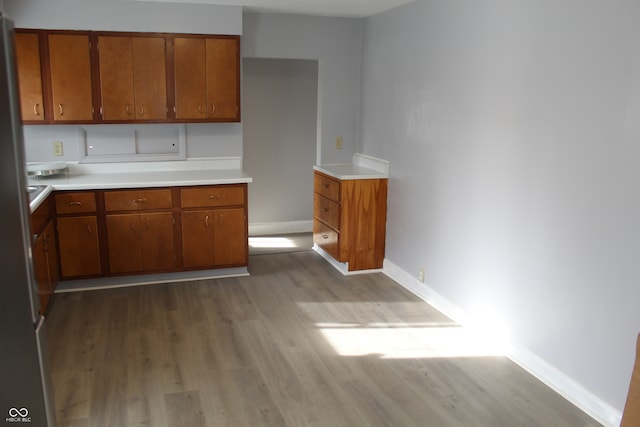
[181,185,245,208]
[314,172,340,201]
[313,220,340,260]
[105,189,172,212]
[314,193,340,230]
[55,191,97,214]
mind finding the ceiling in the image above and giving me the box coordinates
[129,0,416,18]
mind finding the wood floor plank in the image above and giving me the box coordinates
[46,249,602,427]
[164,391,206,427]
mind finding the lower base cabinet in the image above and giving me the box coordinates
[106,212,175,274]
[181,207,246,268]
[57,216,102,278]
[33,220,59,314]
[54,184,248,280]
[31,194,59,314]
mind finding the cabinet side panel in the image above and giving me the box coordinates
[341,179,387,271]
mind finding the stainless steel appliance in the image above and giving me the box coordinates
[0,12,56,426]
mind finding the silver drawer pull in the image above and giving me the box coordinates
[68,201,83,206]
[133,198,147,204]
[322,234,329,239]
[208,195,220,200]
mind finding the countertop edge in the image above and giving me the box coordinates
[313,164,388,180]
[29,169,252,212]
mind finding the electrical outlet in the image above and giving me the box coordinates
[335,136,343,150]
[418,268,425,283]
[52,141,63,156]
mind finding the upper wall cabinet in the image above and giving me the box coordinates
[14,31,46,123]
[14,30,240,125]
[173,36,240,122]
[48,33,96,123]
[97,35,168,122]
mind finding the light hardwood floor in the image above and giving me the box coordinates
[47,250,602,427]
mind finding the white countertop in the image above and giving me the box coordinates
[314,153,390,180]
[313,164,388,180]
[29,168,252,191]
[28,160,252,211]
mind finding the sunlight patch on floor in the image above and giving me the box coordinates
[318,322,506,359]
[298,302,507,359]
[249,236,298,249]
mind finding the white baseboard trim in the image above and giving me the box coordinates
[382,258,622,427]
[312,244,383,276]
[249,220,313,236]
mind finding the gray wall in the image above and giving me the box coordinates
[360,0,640,416]
[242,12,362,165]
[243,58,317,229]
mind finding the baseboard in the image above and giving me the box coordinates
[313,244,383,276]
[249,220,313,236]
[382,258,622,427]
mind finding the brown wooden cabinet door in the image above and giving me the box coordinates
[106,214,142,274]
[48,33,95,122]
[139,212,175,271]
[14,32,45,122]
[206,37,239,121]
[173,37,207,120]
[213,208,246,266]
[132,37,167,121]
[57,216,101,278]
[98,36,167,121]
[181,209,215,268]
[174,36,239,121]
[97,36,135,121]
[107,212,174,274]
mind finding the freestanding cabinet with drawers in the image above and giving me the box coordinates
[313,168,388,272]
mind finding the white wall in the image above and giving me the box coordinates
[361,0,640,421]
[4,0,242,162]
[242,12,362,165]
[3,0,240,34]
[243,58,317,231]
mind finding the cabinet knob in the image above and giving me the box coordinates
[33,103,40,116]
[208,195,219,200]
[132,198,147,204]
[58,103,64,116]
[322,234,329,239]
[69,201,83,206]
